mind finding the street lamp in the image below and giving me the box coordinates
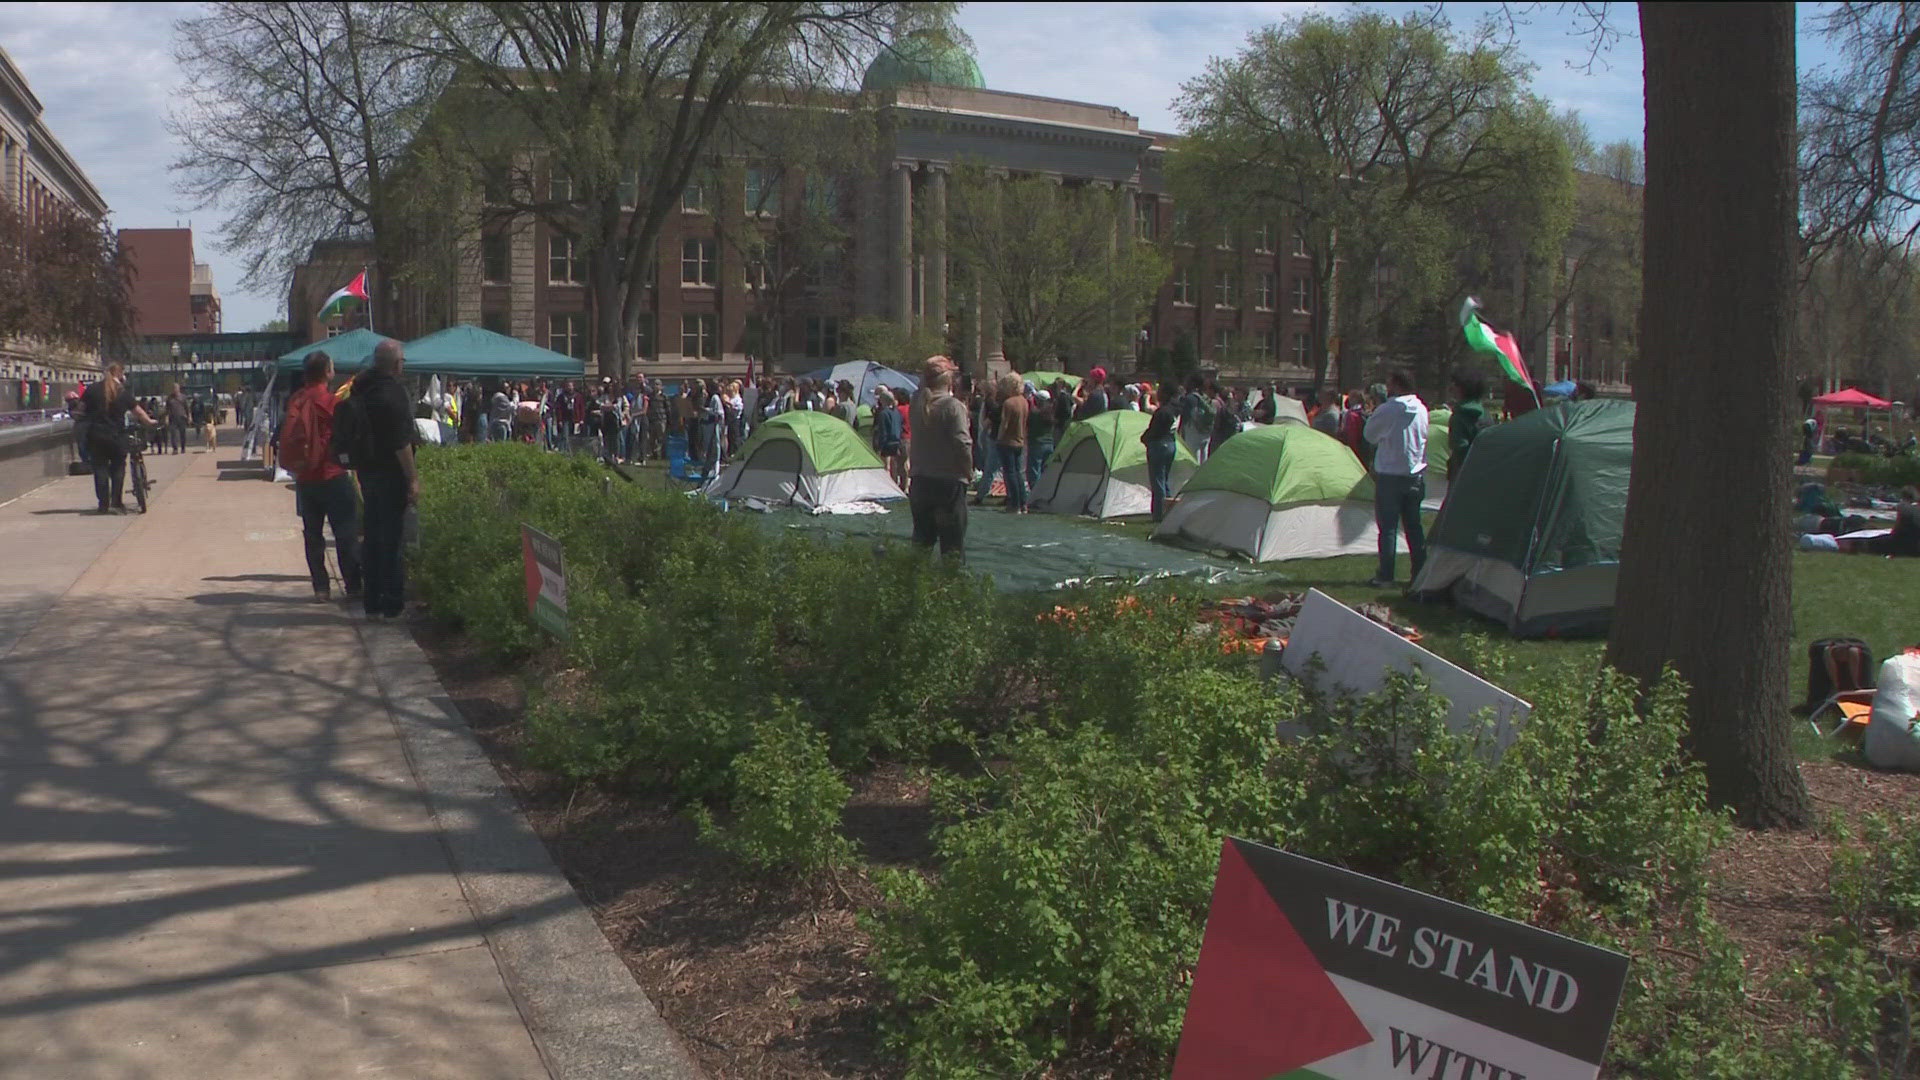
[170,341,181,389]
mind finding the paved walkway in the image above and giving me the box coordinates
[0,445,698,1079]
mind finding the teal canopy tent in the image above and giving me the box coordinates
[401,324,587,378]
[274,327,386,373]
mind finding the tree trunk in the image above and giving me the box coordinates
[1607,2,1810,828]
[591,248,626,382]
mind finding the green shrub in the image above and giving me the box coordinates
[870,669,1299,1078]
[692,699,857,885]
[1831,451,1920,487]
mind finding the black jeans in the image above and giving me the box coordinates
[169,419,188,454]
[297,473,362,596]
[356,469,408,617]
[91,448,126,509]
[1374,471,1427,582]
[909,476,968,558]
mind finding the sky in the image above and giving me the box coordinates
[0,1,1849,333]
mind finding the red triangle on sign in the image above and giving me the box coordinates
[522,533,542,616]
[1171,841,1374,1079]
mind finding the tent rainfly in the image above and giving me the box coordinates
[1021,370,1082,391]
[704,410,902,510]
[799,360,918,407]
[1411,399,1635,637]
[1030,410,1198,519]
[400,324,588,378]
[1151,423,1390,561]
[275,328,387,373]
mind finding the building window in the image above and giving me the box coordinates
[1254,223,1274,252]
[1215,270,1238,309]
[548,234,583,284]
[1291,276,1310,313]
[681,313,717,359]
[481,231,510,283]
[805,315,840,359]
[682,179,707,213]
[1214,328,1231,358]
[1256,330,1276,360]
[1172,206,1191,243]
[549,170,574,204]
[804,177,840,217]
[1257,271,1276,311]
[1292,332,1311,367]
[1172,265,1193,306]
[1135,196,1158,241]
[548,313,587,359]
[1292,229,1309,257]
[681,237,715,287]
[745,167,776,215]
[481,307,510,336]
[618,172,637,208]
[1218,223,1235,250]
[634,313,654,361]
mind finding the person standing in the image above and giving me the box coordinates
[1074,366,1110,420]
[160,383,187,454]
[1448,371,1486,481]
[908,357,973,558]
[997,372,1030,513]
[81,362,156,514]
[832,380,858,428]
[971,375,1005,505]
[488,383,514,444]
[284,352,362,602]
[872,386,906,487]
[1026,385,1055,491]
[1362,368,1429,589]
[348,340,418,621]
[646,379,668,463]
[1142,379,1181,522]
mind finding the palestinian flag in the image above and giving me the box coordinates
[318,271,369,321]
[1172,839,1628,1080]
[1459,297,1532,391]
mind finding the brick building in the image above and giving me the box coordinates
[0,44,111,403]
[120,227,223,336]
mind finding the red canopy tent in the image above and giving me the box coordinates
[1813,387,1893,410]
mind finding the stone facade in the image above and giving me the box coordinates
[0,45,111,402]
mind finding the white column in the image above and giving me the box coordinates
[893,162,914,328]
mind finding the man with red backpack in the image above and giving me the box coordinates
[281,351,362,602]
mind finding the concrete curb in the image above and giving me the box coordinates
[355,618,705,1080]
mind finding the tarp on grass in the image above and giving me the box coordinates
[749,505,1256,592]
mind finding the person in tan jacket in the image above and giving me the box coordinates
[907,357,974,557]
[997,372,1030,513]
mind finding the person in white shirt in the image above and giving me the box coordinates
[1362,368,1429,589]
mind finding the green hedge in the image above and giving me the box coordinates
[413,444,1877,1079]
[1831,451,1920,487]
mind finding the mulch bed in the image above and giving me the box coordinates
[412,618,1920,1078]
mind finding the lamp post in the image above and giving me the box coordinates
[170,340,181,390]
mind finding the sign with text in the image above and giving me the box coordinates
[520,524,568,637]
[1173,839,1628,1080]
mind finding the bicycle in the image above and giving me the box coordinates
[125,427,153,514]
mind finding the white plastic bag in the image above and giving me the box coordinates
[1865,653,1920,771]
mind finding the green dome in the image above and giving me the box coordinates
[861,30,984,93]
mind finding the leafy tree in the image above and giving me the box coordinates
[1173,9,1571,388]
[414,2,957,380]
[251,319,292,333]
[1606,2,1810,828]
[843,315,946,366]
[0,198,133,356]
[171,3,448,295]
[941,165,1169,368]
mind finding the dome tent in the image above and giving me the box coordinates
[1151,423,1388,562]
[800,360,918,407]
[1410,399,1635,637]
[1031,410,1197,519]
[704,411,902,510]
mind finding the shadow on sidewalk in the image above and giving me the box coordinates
[0,593,568,1035]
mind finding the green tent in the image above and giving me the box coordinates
[1411,399,1635,637]
[1152,422,1387,561]
[401,324,587,378]
[1021,370,1082,390]
[1031,410,1197,518]
[704,410,902,509]
[275,328,386,373]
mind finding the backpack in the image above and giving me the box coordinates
[1807,637,1876,711]
[280,389,330,476]
[329,386,378,469]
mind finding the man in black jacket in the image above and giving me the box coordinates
[351,339,419,620]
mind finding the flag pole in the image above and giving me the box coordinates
[363,265,375,334]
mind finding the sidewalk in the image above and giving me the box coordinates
[0,446,698,1079]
